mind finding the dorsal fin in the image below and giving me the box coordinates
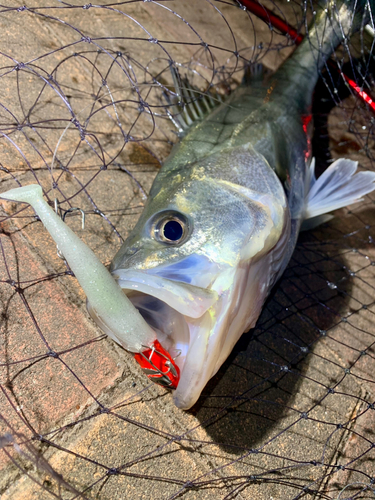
[163,65,225,135]
[242,62,264,84]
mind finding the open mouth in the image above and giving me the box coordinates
[107,268,220,406]
[86,245,285,409]
[128,291,191,368]
[108,255,277,409]
[112,269,219,365]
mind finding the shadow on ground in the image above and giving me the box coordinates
[191,228,354,454]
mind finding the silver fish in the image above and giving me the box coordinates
[3,1,372,410]
[104,2,375,409]
[107,0,375,409]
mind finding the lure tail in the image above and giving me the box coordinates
[1,184,181,389]
[0,184,156,353]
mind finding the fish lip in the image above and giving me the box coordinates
[111,268,220,378]
[112,268,218,319]
[111,267,237,410]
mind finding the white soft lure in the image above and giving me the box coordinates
[0,184,156,353]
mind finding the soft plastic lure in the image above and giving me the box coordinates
[0,184,179,388]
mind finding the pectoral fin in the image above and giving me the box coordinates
[302,158,375,229]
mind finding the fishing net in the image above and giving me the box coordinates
[0,0,374,498]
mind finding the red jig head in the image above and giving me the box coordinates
[134,340,180,390]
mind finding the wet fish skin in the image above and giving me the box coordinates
[112,144,289,409]
[110,1,370,409]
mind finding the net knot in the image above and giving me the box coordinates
[33,434,45,442]
[107,468,119,475]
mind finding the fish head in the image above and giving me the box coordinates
[110,145,291,409]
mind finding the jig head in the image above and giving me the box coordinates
[134,340,180,389]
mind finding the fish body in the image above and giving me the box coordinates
[1,1,372,410]
[108,1,373,409]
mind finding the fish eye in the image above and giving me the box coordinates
[152,211,190,245]
[163,220,183,241]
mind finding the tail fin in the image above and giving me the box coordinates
[302,158,375,230]
[278,0,371,109]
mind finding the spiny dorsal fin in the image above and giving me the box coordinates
[242,62,267,84]
[163,65,226,135]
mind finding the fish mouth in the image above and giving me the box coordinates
[111,261,276,409]
[111,268,224,409]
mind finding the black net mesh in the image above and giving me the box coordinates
[0,1,374,499]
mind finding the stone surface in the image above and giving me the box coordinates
[0,2,374,500]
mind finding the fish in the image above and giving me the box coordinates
[1,0,374,410]
[107,0,375,409]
